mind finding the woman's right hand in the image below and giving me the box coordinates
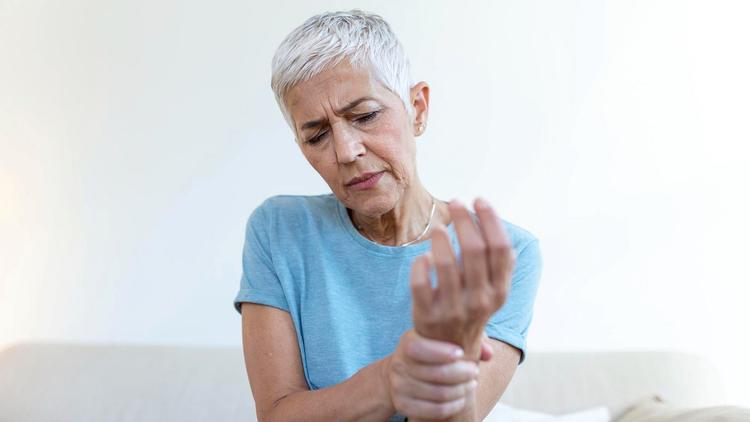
[383,328,482,419]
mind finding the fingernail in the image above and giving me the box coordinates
[475,197,488,210]
[473,365,480,376]
[468,380,478,390]
[452,348,464,359]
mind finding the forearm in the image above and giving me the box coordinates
[266,356,395,422]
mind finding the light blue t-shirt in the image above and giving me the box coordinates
[233,193,542,420]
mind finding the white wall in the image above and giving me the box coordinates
[2,0,748,405]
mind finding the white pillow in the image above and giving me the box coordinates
[484,403,611,422]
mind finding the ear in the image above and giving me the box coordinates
[410,81,430,137]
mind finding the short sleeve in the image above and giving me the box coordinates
[484,238,542,365]
[233,201,290,314]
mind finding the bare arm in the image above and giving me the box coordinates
[461,339,520,422]
[241,303,395,422]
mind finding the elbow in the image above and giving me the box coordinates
[256,393,292,422]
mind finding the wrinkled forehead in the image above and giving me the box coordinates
[284,61,392,126]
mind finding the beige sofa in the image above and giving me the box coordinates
[0,342,740,421]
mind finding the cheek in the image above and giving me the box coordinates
[301,141,330,166]
[314,160,337,181]
[376,134,415,182]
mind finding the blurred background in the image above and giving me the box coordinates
[1,0,748,406]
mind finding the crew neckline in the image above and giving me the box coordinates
[333,194,459,257]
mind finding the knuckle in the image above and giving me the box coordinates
[468,294,490,311]
[391,359,406,373]
[492,282,510,300]
[463,243,487,257]
[445,310,463,324]
[493,288,507,305]
[467,301,491,319]
[434,257,453,270]
[503,255,516,271]
[466,303,482,316]
[489,242,511,257]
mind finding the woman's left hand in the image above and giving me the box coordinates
[410,198,515,360]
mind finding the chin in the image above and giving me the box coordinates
[345,190,398,217]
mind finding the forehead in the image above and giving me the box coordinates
[285,61,391,124]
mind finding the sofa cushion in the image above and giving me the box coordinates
[486,403,610,421]
[616,396,750,422]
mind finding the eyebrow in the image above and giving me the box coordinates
[299,96,377,131]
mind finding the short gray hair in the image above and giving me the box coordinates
[271,10,414,129]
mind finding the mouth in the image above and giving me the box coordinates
[345,171,385,191]
[346,171,383,186]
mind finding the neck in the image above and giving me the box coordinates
[348,184,449,246]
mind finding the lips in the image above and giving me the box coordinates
[346,171,383,186]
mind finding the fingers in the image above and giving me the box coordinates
[394,395,467,420]
[395,375,477,403]
[390,331,480,419]
[448,200,489,294]
[405,331,465,364]
[410,254,433,318]
[404,359,479,385]
[429,225,461,307]
[473,197,515,303]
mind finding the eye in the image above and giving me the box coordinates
[355,111,379,124]
[306,131,328,145]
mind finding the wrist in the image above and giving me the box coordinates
[462,336,484,362]
[377,355,397,414]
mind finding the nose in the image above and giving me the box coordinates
[331,123,365,164]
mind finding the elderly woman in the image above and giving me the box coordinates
[233,10,541,422]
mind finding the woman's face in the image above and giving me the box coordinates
[284,60,427,217]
